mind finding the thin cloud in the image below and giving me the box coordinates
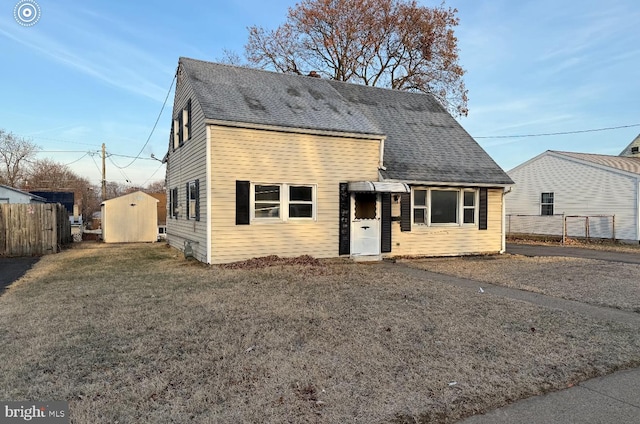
[0,10,172,102]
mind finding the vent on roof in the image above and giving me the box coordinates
[307,71,321,78]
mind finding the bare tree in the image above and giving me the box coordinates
[0,129,39,187]
[25,158,101,221]
[144,180,166,193]
[245,0,468,116]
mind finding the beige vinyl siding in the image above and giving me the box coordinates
[391,189,504,256]
[166,66,208,262]
[209,125,380,264]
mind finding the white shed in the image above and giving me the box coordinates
[101,191,159,243]
[507,138,640,242]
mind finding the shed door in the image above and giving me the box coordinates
[351,192,381,256]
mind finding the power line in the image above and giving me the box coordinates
[64,152,90,166]
[475,123,640,139]
[110,70,177,169]
[141,163,165,187]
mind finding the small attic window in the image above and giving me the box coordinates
[632,147,639,154]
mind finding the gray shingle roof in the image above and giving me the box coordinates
[553,151,640,175]
[180,57,513,186]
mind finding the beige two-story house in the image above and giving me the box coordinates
[164,57,513,264]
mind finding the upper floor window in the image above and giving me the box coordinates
[172,99,191,150]
[541,192,554,216]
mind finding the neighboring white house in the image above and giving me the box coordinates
[506,135,640,242]
[0,185,46,204]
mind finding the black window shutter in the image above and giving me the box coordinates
[170,122,175,151]
[400,192,411,232]
[236,180,250,225]
[381,193,392,253]
[186,99,192,140]
[185,182,190,219]
[178,113,184,145]
[338,183,350,255]
[479,188,488,230]
[195,179,200,221]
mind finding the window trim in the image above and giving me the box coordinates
[250,183,316,222]
[411,187,478,228]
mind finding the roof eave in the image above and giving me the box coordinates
[204,118,386,141]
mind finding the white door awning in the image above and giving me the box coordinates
[348,181,410,193]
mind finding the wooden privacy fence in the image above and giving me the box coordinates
[0,203,72,256]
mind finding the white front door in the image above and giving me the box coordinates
[351,192,381,256]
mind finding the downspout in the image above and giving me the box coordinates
[501,187,513,253]
[206,125,212,264]
[637,180,640,243]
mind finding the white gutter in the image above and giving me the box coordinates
[206,125,212,264]
[501,187,512,253]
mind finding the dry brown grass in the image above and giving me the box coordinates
[1,243,639,423]
[509,236,640,253]
[403,255,640,313]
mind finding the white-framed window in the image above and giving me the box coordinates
[254,184,281,219]
[541,192,554,216]
[187,180,199,220]
[172,99,191,150]
[288,185,314,218]
[463,190,476,224]
[412,188,478,227]
[413,189,427,224]
[251,183,316,221]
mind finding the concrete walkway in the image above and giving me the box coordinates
[381,245,640,423]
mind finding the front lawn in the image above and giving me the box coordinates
[1,243,638,423]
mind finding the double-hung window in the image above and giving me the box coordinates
[412,188,477,226]
[463,191,476,224]
[252,183,315,221]
[413,189,427,224]
[541,192,554,216]
[289,186,313,218]
[254,185,281,219]
[187,180,199,220]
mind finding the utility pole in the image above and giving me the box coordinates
[101,143,107,201]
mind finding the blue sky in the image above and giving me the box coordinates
[1,0,639,186]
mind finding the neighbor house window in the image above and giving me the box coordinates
[254,185,281,219]
[251,183,316,221]
[541,192,554,216]
[182,100,191,141]
[187,180,199,220]
[172,120,180,150]
[412,188,477,226]
[413,189,427,224]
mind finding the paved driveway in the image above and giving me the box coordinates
[0,257,40,293]
[506,243,640,264]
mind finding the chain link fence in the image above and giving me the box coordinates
[506,214,615,244]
